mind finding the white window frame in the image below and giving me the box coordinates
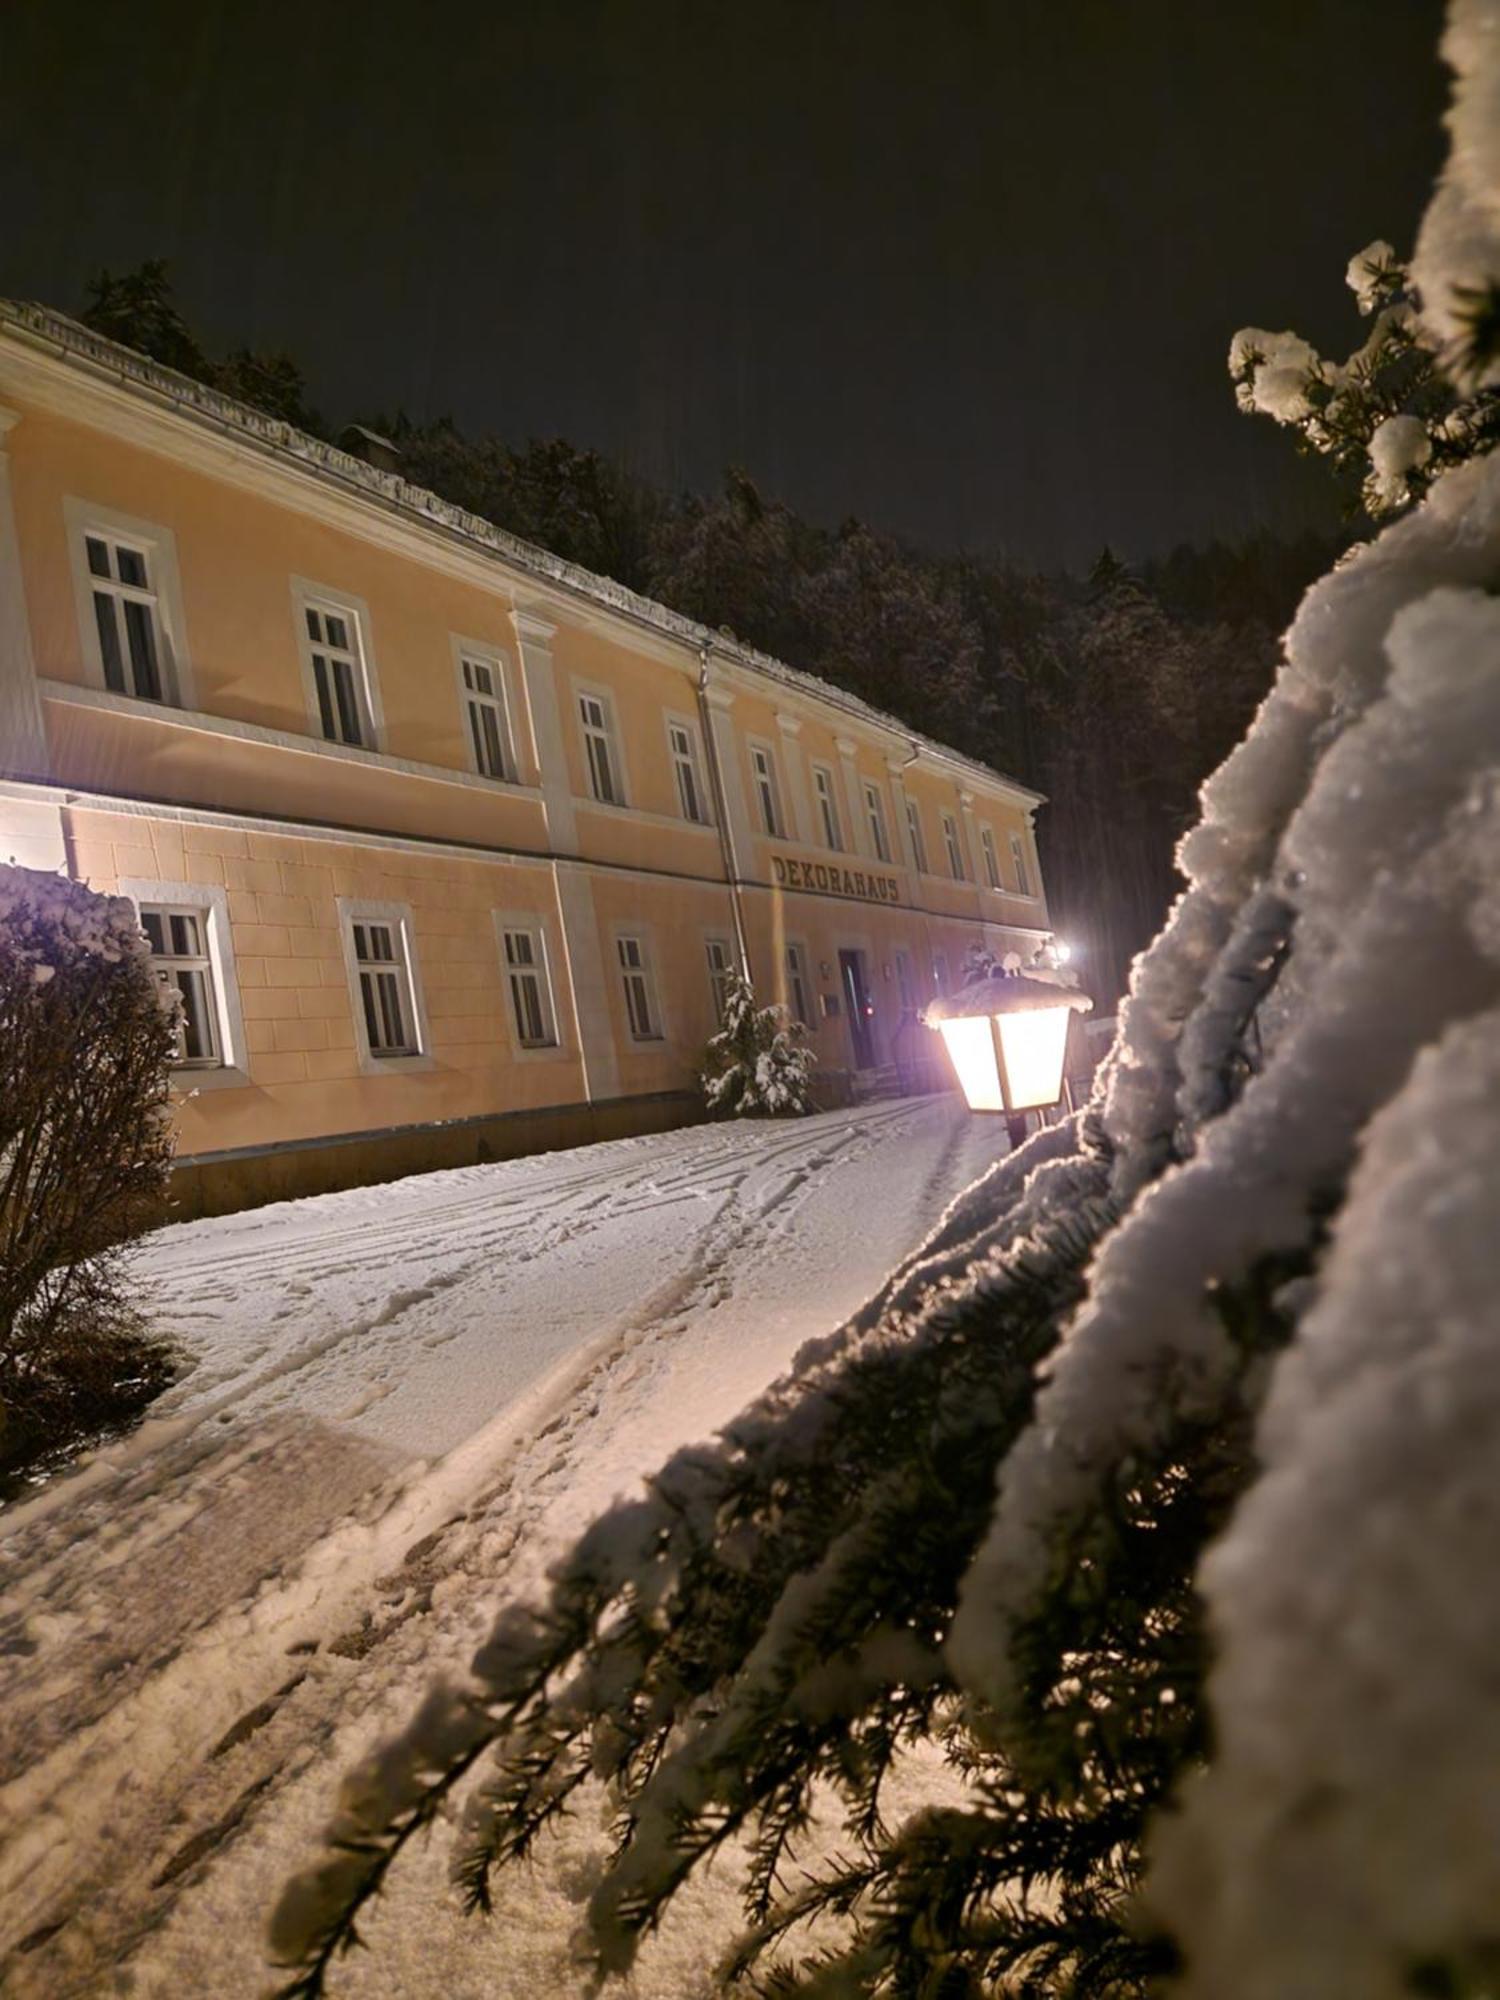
[748,738,787,839]
[811,761,843,850]
[863,780,892,864]
[336,897,431,1072]
[785,939,813,1028]
[704,933,735,1025]
[941,810,966,881]
[1010,830,1034,898]
[665,712,711,825]
[454,637,519,783]
[575,680,628,807]
[905,796,929,875]
[615,928,665,1043]
[117,877,247,1090]
[980,823,1002,891]
[493,911,562,1056]
[65,497,193,709]
[292,577,383,752]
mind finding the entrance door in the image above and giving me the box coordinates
[839,949,877,1069]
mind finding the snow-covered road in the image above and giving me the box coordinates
[0,1095,1007,1998]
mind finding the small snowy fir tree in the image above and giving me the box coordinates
[271,10,1500,1996]
[700,969,816,1119]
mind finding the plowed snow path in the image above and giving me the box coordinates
[0,1096,1007,1998]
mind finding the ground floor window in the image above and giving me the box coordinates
[349,916,421,1057]
[618,933,662,1041]
[500,925,557,1048]
[705,937,735,1023]
[141,904,221,1065]
[785,941,812,1026]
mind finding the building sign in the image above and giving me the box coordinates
[770,852,902,905]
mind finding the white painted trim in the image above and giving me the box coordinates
[451,633,522,784]
[663,707,713,827]
[702,928,736,1028]
[808,759,844,852]
[492,906,569,1063]
[610,920,669,1045]
[116,876,250,1091]
[571,675,631,809]
[291,574,384,752]
[744,733,789,841]
[862,775,895,866]
[38,677,545,803]
[334,896,434,1074]
[63,494,195,710]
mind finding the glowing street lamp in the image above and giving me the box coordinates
[926,959,1091,1147]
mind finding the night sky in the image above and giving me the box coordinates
[3,0,1448,571]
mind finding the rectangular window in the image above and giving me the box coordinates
[617,934,662,1040]
[579,691,624,805]
[351,918,420,1056]
[812,763,842,849]
[305,602,369,747]
[1010,831,1032,897]
[905,797,929,874]
[461,653,516,781]
[668,720,709,824]
[705,937,734,1023]
[785,941,812,1027]
[749,743,786,838]
[933,951,950,995]
[942,811,965,880]
[864,781,892,863]
[85,533,165,702]
[981,824,1002,890]
[500,926,557,1048]
[141,905,221,1065]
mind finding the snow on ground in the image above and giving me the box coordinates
[0,1095,1008,1998]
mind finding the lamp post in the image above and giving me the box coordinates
[925,962,1091,1150]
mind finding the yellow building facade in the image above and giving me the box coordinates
[0,301,1052,1214]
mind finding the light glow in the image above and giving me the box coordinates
[938,1015,1005,1111]
[997,1004,1072,1109]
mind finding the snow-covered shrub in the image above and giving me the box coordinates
[1229,227,1499,517]
[0,864,176,1460]
[270,9,1500,1996]
[700,969,816,1119]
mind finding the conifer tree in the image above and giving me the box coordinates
[265,15,1500,1989]
[700,970,816,1120]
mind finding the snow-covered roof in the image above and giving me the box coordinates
[0,299,1043,808]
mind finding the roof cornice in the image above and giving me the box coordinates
[0,298,1045,808]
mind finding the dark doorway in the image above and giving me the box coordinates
[839,949,876,1069]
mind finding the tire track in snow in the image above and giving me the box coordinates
[0,1099,1001,1996]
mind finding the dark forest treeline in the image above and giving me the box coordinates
[79,262,1340,1001]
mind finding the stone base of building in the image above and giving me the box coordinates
[165,1090,708,1222]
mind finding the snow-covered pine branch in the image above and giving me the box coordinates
[270,7,1500,1993]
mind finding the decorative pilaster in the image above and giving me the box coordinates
[775,711,811,846]
[835,736,867,859]
[0,406,49,782]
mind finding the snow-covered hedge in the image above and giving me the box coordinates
[270,9,1500,1995]
[0,864,176,1455]
[700,970,816,1119]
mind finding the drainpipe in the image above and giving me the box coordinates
[696,643,752,982]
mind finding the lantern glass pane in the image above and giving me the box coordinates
[939,1015,1005,1111]
[997,1004,1071,1110]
